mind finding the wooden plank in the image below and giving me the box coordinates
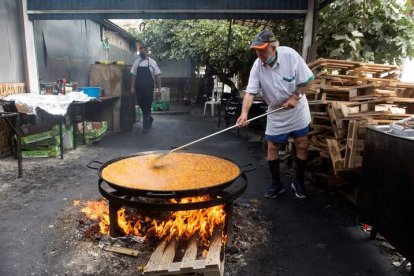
[311,111,329,116]
[340,104,360,117]
[345,121,359,168]
[180,235,199,270]
[318,85,353,92]
[388,97,414,103]
[157,239,178,273]
[204,259,224,276]
[205,230,222,269]
[376,89,397,97]
[144,240,168,273]
[204,230,223,276]
[347,98,388,106]
[102,245,139,257]
[351,95,381,101]
[326,139,344,174]
[319,74,359,80]
[327,102,346,138]
[344,121,353,167]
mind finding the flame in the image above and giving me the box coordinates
[80,197,226,245]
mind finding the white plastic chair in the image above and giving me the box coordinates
[204,88,223,117]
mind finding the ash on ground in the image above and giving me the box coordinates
[44,196,271,276]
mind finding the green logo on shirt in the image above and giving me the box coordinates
[283,76,295,82]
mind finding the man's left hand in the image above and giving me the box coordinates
[282,94,300,109]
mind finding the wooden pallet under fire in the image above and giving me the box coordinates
[144,230,224,276]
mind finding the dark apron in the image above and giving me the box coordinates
[135,60,154,129]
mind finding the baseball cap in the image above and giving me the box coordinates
[250,30,277,49]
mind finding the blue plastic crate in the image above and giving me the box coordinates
[79,87,100,98]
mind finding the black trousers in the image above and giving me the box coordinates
[136,90,153,129]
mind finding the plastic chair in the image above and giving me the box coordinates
[204,88,223,117]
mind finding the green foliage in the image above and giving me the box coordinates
[318,0,414,64]
[263,0,414,65]
[126,1,414,71]
[272,19,304,47]
[128,20,258,77]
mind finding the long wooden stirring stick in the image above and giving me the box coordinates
[152,105,286,167]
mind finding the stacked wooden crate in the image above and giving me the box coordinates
[0,82,26,97]
[306,58,414,174]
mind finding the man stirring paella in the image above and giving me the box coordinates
[236,30,314,199]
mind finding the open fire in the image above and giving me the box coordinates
[79,196,227,245]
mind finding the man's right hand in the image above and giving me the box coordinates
[236,113,249,127]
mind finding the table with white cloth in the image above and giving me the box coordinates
[3,93,93,159]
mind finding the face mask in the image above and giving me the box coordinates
[265,55,276,64]
[139,52,146,59]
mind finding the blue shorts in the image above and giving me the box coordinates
[265,125,309,144]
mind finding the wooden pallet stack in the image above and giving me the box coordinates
[306,58,414,174]
[0,82,26,97]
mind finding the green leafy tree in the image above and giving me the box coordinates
[317,0,414,64]
[128,20,258,100]
[257,1,414,65]
[126,1,414,101]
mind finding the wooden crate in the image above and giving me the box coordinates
[144,230,224,276]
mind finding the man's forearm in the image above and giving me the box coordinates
[241,93,254,116]
[156,76,161,90]
[295,80,313,97]
[130,77,136,92]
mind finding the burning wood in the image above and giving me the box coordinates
[78,196,227,245]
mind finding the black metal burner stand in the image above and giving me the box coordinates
[98,174,248,238]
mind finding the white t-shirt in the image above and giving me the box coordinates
[246,46,314,135]
[130,57,161,80]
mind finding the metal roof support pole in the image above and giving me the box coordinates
[19,0,39,93]
[301,0,316,62]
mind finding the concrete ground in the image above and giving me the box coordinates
[0,103,407,275]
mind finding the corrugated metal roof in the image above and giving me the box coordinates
[27,0,311,20]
